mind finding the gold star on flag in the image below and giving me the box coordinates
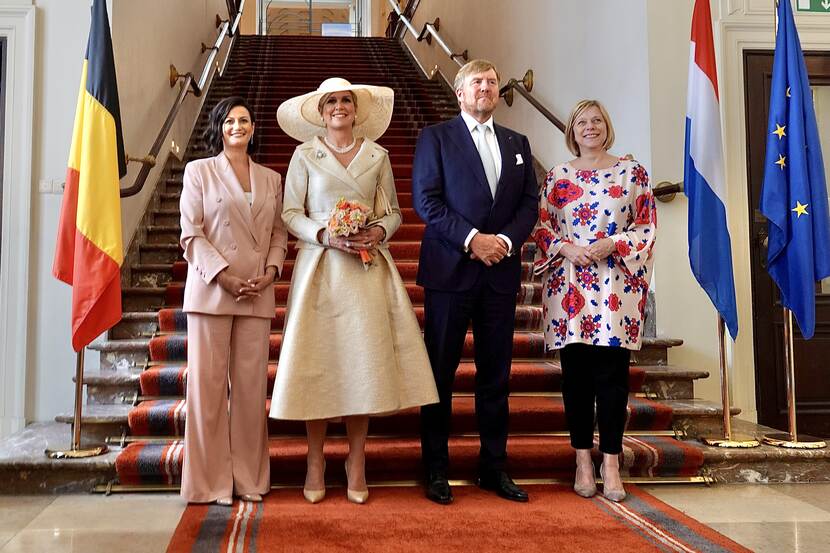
[772,124,786,139]
[775,154,786,170]
[786,87,791,98]
[792,201,809,218]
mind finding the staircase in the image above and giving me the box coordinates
[75,35,738,490]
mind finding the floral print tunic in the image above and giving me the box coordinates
[532,158,657,351]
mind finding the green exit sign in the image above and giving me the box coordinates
[797,0,830,12]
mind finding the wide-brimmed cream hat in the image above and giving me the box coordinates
[276,77,394,142]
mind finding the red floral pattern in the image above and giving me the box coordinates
[549,179,584,209]
[606,185,624,198]
[561,284,585,320]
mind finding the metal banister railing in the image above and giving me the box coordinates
[385,0,561,127]
[120,0,246,198]
[499,70,566,133]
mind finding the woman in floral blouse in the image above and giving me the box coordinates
[533,100,657,502]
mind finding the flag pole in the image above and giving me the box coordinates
[758,0,825,451]
[762,309,826,448]
[45,348,109,459]
[700,316,759,448]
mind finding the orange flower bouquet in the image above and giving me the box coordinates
[327,197,374,269]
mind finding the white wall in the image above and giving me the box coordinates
[645,0,726,406]
[26,0,230,422]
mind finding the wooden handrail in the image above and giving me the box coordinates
[499,71,565,133]
[120,0,246,198]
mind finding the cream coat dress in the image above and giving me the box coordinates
[269,137,438,420]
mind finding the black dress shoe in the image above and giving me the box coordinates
[425,472,453,505]
[478,471,529,502]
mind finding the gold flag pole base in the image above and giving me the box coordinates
[43,348,110,460]
[761,309,828,451]
[700,434,761,448]
[45,445,109,459]
[762,433,826,449]
[700,317,759,449]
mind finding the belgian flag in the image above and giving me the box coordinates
[53,0,127,351]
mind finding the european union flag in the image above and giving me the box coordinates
[760,0,830,340]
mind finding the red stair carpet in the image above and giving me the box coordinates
[165,485,750,553]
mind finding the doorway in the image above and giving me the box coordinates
[260,0,362,36]
[744,50,830,438]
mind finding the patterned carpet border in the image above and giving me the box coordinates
[166,485,750,553]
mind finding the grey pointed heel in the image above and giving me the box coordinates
[573,461,597,498]
[599,463,626,502]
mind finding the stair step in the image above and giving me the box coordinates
[60,398,732,434]
[145,281,542,309]
[114,434,706,486]
[152,302,541,331]
[157,190,416,208]
[123,396,683,438]
[151,207,424,225]
[83,362,706,399]
[143,222,427,244]
[144,331,547,363]
[134,362,649,397]
[137,237,540,264]
[82,362,706,408]
[130,257,534,288]
[89,335,682,362]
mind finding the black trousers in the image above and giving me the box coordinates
[420,281,516,475]
[559,343,631,454]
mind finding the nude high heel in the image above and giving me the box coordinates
[303,460,326,504]
[345,459,369,504]
[303,487,326,504]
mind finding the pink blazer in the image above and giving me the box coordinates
[180,152,288,318]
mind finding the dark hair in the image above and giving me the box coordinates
[203,96,258,156]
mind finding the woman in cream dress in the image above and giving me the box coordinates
[269,78,438,504]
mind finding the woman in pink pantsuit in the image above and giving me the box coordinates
[179,96,288,505]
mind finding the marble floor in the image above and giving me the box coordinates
[1,484,829,552]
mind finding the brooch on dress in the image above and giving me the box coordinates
[316,150,326,159]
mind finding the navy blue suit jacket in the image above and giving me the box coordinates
[412,115,539,293]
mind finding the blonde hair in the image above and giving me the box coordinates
[317,90,358,116]
[453,59,501,92]
[564,99,615,157]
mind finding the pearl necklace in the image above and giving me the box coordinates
[324,135,357,154]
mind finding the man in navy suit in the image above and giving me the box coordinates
[413,59,539,504]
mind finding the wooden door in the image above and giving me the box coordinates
[745,51,830,438]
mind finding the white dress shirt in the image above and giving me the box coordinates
[459,111,513,255]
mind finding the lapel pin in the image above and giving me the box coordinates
[316,150,326,159]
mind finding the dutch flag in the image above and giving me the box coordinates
[684,0,739,339]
